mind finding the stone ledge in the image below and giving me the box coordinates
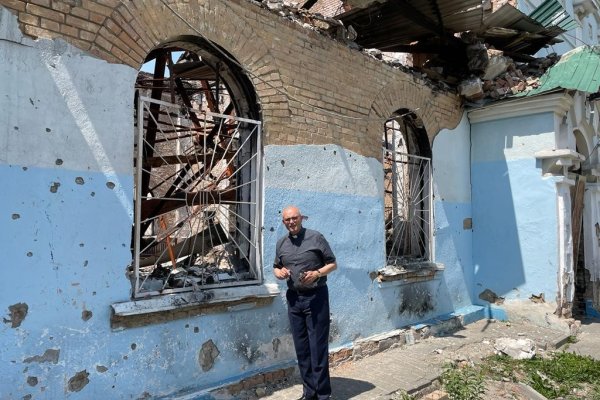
[110,284,280,329]
[373,261,445,287]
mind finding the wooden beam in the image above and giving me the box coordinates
[141,189,236,221]
[139,223,229,267]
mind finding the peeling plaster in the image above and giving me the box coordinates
[4,302,28,328]
[67,370,89,392]
[23,349,60,364]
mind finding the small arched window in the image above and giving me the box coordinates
[383,110,433,266]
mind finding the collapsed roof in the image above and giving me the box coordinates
[335,0,576,60]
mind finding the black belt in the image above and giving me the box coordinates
[287,284,327,295]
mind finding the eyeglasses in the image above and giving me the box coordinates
[283,216,300,222]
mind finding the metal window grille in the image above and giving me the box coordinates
[383,147,433,265]
[132,95,262,298]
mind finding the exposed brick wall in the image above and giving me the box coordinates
[0,0,462,159]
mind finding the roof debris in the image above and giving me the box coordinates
[254,0,596,103]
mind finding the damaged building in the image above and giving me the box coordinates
[0,0,599,398]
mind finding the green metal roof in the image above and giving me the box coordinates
[521,46,600,97]
[529,0,579,31]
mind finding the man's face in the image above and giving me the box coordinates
[282,207,302,235]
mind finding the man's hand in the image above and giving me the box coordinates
[273,267,291,280]
[300,270,320,284]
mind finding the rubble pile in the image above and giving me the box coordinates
[256,0,357,43]
[458,48,561,102]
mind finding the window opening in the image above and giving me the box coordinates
[383,112,433,266]
[131,44,261,298]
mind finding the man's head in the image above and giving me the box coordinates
[282,205,303,235]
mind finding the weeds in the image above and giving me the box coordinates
[441,363,485,400]
[479,351,600,399]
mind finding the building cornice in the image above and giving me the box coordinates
[467,92,573,124]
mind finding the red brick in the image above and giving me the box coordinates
[26,3,65,22]
[82,0,112,17]
[60,23,78,38]
[40,17,60,32]
[18,12,39,26]
[1,1,26,12]
[65,14,99,32]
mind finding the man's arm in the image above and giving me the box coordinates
[302,261,336,284]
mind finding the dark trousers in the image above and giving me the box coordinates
[286,285,331,400]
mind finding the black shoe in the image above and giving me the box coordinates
[296,395,316,400]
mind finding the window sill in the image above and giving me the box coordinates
[110,284,280,329]
[373,262,444,288]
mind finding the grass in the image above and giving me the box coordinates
[391,350,600,400]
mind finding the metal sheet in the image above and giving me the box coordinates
[522,46,600,96]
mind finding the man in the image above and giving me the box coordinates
[273,205,337,400]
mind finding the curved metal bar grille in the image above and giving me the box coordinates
[383,148,432,265]
[132,95,262,298]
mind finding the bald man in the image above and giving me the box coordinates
[274,206,337,400]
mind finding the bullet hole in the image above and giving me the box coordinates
[55,159,63,166]
[266,166,269,171]
[67,370,89,392]
[333,150,337,155]
[83,260,88,267]
[130,343,137,350]
[121,243,126,247]
[90,192,95,197]
[269,227,274,232]
[106,182,115,189]
[45,128,51,133]
[81,310,92,321]
[49,182,60,193]
[79,243,84,247]
[27,376,38,386]
[280,160,285,167]
[4,303,28,328]
[12,214,20,220]
[29,98,34,105]
[185,324,189,328]
[358,210,362,214]
[92,291,96,296]
[13,126,19,131]
[323,147,326,150]
[23,395,32,400]
[22,167,28,171]
[75,177,84,185]
[26,252,33,257]
[96,365,108,373]
[199,339,220,372]
[194,327,199,333]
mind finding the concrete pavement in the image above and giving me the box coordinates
[259,318,582,400]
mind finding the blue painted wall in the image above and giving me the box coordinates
[264,143,475,346]
[470,113,559,302]
[432,113,475,307]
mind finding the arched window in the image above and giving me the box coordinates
[131,38,261,298]
[383,110,432,266]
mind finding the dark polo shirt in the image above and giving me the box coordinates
[274,228,336,291]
